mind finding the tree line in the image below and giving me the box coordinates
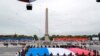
[0,32,100,41]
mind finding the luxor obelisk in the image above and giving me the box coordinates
[44,8,50,41]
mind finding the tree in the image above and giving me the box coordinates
[40,37,45,40]
[67,35,72,37]
[92,34,98,37]
[98,32,100,41]
[33,35,38,40]
[48,36,53,41]
[98,32,100,37]
[88,35,92,41]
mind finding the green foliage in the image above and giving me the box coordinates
[98,32,100,37]
[33,35,38,40]
[40,37,45,40]
[40,36,53,41]
[49,36,53,41]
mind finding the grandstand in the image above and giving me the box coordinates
[53,36,89,41]
[0,34,33,46]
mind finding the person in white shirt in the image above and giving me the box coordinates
[15,52,19,56]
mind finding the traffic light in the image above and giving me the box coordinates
[26,4,32,10]
[96,0,100,2]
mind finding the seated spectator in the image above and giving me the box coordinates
[50,53,53,56]
[68,53,73,56]
[88,52,91,56]
[81,52,85,56]
[75,52,78,56]
[44,53,46,56]
[15,52,19,56]
[57,53,59,56]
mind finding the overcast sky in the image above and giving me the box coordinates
[0,0,100,37]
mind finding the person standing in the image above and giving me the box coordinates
[15,52,19,56]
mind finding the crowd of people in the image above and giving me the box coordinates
[15,44,100,56]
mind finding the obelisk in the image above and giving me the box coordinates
[44,8,50,42]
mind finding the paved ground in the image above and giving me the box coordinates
[87,45,100,50]
[0,47,21,56]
